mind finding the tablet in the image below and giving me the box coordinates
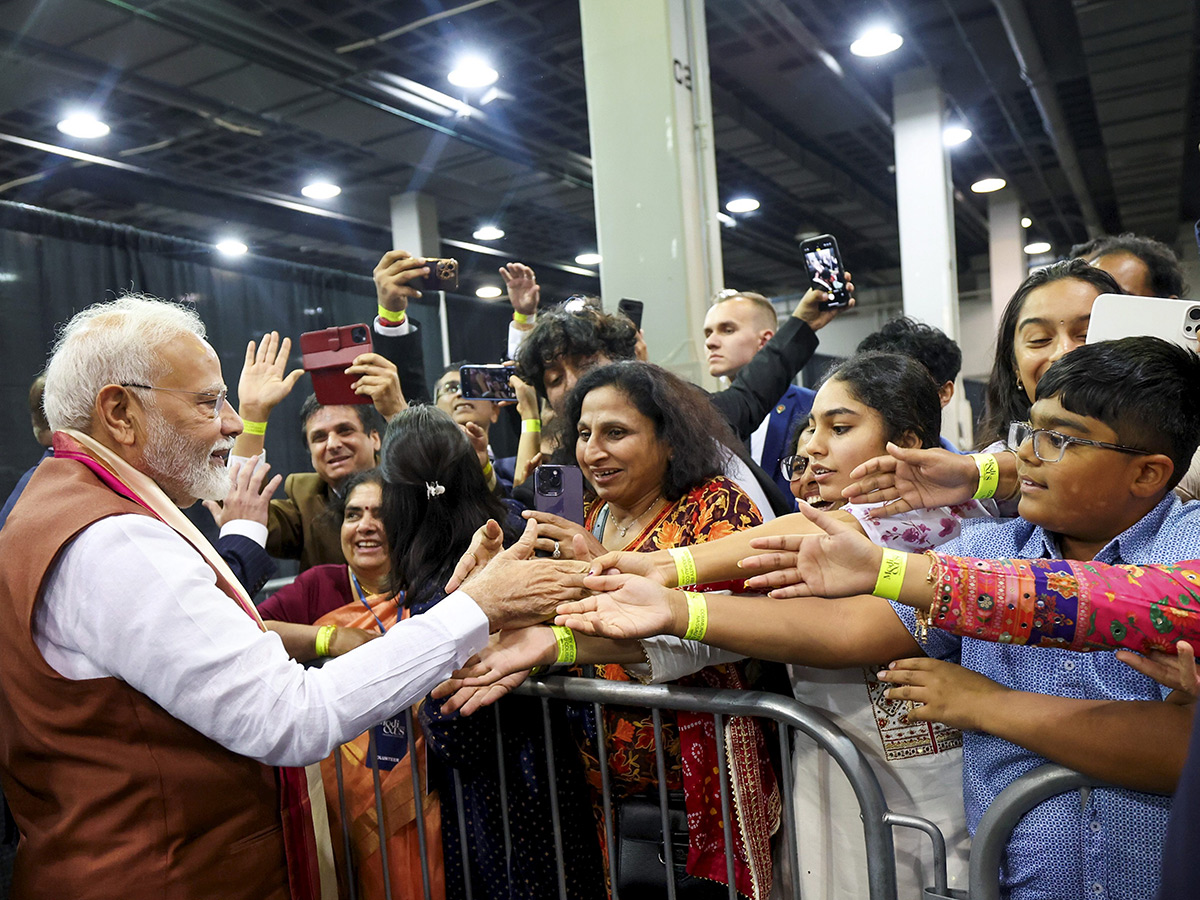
[1086,293,1200,350]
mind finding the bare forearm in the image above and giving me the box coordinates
[265,621,319,662]
[979,692,1190,793]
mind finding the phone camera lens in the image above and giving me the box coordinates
[1189,308,1200,322]
[351,326,368,342]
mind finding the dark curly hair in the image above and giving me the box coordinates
[820,352,942,449]
[855,317,962,387]
[977,259,1123,448]
[1073,233,1187,297]
[515,306,638,401]
[559,361,743,502]
[378,405,516,608]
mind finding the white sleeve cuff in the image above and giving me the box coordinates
[374,317,415,337]
[637,634,745,683]
[428,590,490,666]
[507,322,528,360]
[219,520,269,547]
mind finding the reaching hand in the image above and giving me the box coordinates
[374,249,430,309]
[445,519,505,593]
[876,657,1009,731]
[511,374,540,420]
[794,269,855,331]
[841,444,979,515]
[514,452,542,488]
[740,501,882,599]
[437,627,557,692]
[237,332,304,421]
[1118,640,1200,702]
[433,670,531,717]
[554,573,681,640]
[346,352,406,419]
[522,509,605,561]
[500,263,540,317]
[204,455,281,528]
[587,549,671,584]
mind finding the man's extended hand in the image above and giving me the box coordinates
[237,332,304,422]
[346,352,406,419]
[500,263,539,319]
[842,443,979,516]
[794,269,855,331]
[877,658,1010,731]
[741,501,882,599]
[554,573,683,640]
[203,455,281,528]
[374,249,430,310]
[432,627,557,714]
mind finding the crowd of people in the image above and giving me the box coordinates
[0,230,1197,900]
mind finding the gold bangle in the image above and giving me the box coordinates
[242,420,267,436]
[314,624,337,657]
[522,419,541,433]
[871,549,908,602]
[971,453,1000,500]
[682,592,709,641]
[549,625,576,666]
[668,547,698,587]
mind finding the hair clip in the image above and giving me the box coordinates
[426,481,445,499]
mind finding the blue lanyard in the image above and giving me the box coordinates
[349,570,400,634]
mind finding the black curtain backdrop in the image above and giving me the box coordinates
[0,201,520,510]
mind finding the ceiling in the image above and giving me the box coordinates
[1,0,1196,307]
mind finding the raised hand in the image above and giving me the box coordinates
[741,501,882,599]
[204,455,281,528]
[794,269,855,331]
[554,573,681,640]
[345,351,406,419]
[876,657,1009,731]
[500,262,539,317]
[841,443,980,515]
[522,509,605,561]
[237,331,304,422]
[374,249,430,310]
[445,519,505,593]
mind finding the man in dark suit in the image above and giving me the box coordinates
[703,291,816,498]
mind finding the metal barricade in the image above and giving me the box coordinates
[966,764,1109,900]
[324,676,951,900]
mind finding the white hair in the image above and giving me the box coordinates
[42,293,207,432]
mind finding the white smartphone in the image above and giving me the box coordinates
[1086,293,1200,350]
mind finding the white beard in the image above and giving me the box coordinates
[143,409,233,503]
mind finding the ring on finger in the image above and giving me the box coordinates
[552,541,562,559]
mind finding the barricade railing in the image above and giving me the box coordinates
[326,675,951,900]
[966,764,1109,900]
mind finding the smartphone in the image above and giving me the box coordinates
[799,234,851,309]
[421,258,459,291]
[534,465,585,525]
[1086,294,1200,350]
[459,364,517,401]
[299,323,374,406]
[618,298,645,331]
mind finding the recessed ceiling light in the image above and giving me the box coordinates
[215,239,248,256]
[476,285,503,299]
[574,252,602,266]
[970,177,1007,194]
[448,57,498,89]
[301,181,341,199]
[717,212,737,228]
[473,225,505,241]
[725,197,760,214]
[1024,241,1052,255]
[1021,216,1032,229]
[57,113,110,139]
[943,126,972,146]
[850,27,903,58]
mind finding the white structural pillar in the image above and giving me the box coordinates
[389,191,440,259]
[892,66,970,446]
[579,0,722,385]
[988,191,1025,326]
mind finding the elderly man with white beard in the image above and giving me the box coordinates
[0,294,587,900]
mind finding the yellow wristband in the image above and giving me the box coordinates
[550,625,576,666]
[872,549,908,602]
[377,304,406,325]
[683,592,708,641]
[314,625,336,657]
[522,419,542,433]
[668,547,698,587]
[482,460,494,478]
[513,310,533,324]
[242,420,267,436]
[971,453,1000,500]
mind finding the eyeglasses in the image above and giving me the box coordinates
[122,384,228,418]
[435,380,463,399]
[780,455,809,481]
[1007,421,1150,463]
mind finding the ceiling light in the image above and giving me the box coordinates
[57,113,110,139]
[725,197,760,214]
[473,225,504,241]
[717,212,737,228]
[970,177,1007,194]
[850,27,903,58]
[476,285,503,299]
[574,252,602,266]
[448,57,498,89]
[943,126,972,146]
[1021,216,1032,229]
[301,181,341,200]
[1024,241,1052,255]
[215,239,248,256]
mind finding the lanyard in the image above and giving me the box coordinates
[349,570,401,634]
